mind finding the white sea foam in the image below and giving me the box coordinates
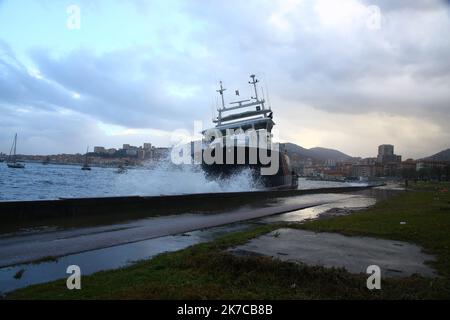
[113,160,259,196]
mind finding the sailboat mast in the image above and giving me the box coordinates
[8,136,14,160]
[14,134,17,159]
[85,146,89,166]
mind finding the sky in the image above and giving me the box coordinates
[0,0,449,159]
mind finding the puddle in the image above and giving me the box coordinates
[229,228,436,278]
[0,223,251,295]
[263,195,376,223]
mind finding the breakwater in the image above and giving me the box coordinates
[0,185,378,223]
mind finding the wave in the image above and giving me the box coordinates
[113,160,259,196]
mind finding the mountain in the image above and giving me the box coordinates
[308,147,353,162]
[282,143,310,158]
[281,143,352,161]
[423,148,450,161]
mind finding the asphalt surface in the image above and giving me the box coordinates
[0,200,327,267]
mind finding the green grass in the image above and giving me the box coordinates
[6,182,450,300]
[295,181,450,278]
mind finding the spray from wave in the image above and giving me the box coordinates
[113,159,259,196]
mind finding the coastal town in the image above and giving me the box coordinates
[1,142,449,182]
[289,144,450,182]
[0,143,170,167]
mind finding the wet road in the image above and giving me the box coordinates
[0,197,332,267]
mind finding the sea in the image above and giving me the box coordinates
[0,161,365,201]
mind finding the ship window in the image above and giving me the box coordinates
[256,106,261,111]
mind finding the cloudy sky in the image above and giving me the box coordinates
[0,0,449,159]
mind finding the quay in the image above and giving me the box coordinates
[0,185,378,223]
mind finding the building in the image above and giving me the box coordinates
[351,164,376,178]
[93,146,106,154]
[375,144,402,176]
[321,169,344,180]
[152,147,170,160]
[416,160,448,171]
[359,157,377,165]
[303,165,319,177]
[401,159,416,171]
[336,161,354,177]
[125,149,138,156]
[377,144,401,165]
[378,144,394,157]
[105,148,117,155]
[324,159,337,168]
[137,149,146,160]
[143,143,152,150]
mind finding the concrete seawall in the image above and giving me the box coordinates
[0,186,375,222]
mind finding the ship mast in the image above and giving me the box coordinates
[249,74,260,103]
[216,81,226,110]
[212,74,272,128]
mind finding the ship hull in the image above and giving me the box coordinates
[200,145,298,190]
[7,163,25,169]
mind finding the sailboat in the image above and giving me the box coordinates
[7,133,25,169]
[81,146,91,170]
[116,164,127,174]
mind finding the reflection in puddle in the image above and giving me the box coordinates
[0,223,250,295]
[263,195,376,223]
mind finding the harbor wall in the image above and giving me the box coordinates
[0,186,376,223]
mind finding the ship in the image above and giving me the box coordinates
[198,75,298,190]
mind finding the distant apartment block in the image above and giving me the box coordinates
[416,160,449,171]
[143,143,152,150]
[401,159,417,171]
[94,146,106,154]
[90,142,169,161]
[377,144,402,165]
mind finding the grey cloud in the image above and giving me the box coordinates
[361,0,449,12]
[1,43,219,132]
[1,0,450,156]
[182,1,450,126]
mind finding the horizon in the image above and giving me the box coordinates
[1,0,450,159]
[1,138,447,161]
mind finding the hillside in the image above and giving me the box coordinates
[282,143,352,161]
[308,147,352,162]
[424,148,450,161]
